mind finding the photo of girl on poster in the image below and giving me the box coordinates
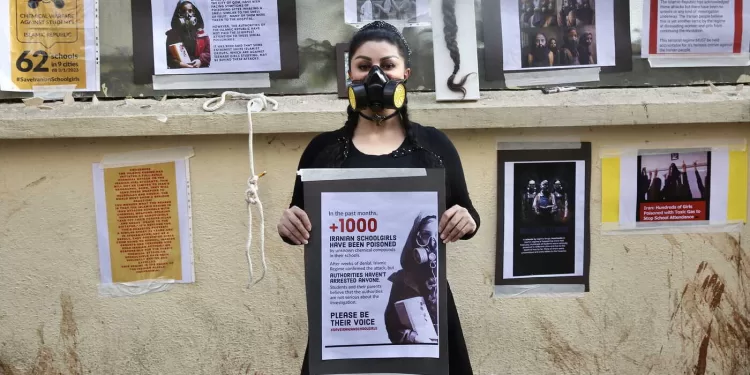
[165,0,211,70]
[384,213,439,345]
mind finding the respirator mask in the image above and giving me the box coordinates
[412,216,438,276]
[348,65,407,124]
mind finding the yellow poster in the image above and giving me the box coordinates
[1,0,99,91]
[102,162,183,283]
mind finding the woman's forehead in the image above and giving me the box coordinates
[353,41,402,57]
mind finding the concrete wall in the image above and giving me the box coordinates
[1,120,748,374]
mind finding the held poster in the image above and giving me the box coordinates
[150,0,281,75]
[0,0,100,92]
[303,169,448,375]
[499,0,616,70]
[92,151,195,295]
[495,143,591,296]
[641,0,750,58]
[323,192,439,360]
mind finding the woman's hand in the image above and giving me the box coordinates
[438,205,476,243]
[277,206,311,245]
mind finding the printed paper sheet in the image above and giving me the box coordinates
[151,0,281,75]
[321,191,439,360]
[92,159,194,286]
[502,161,586,279]
[641,0,750,57]
[344,0,431,26]
[0,0,100,92]
[499,0,616,71]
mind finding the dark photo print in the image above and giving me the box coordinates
[385,213,439,345]
[513,161,577,277]
[636,151,711,223]
[519,0,596,68]
[357,0,418,23]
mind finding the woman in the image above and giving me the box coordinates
[276,21,481,375]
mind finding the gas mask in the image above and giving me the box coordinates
[412,216,438,276]
[178,5,198,28]
[348,65,406,116]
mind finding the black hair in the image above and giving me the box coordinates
[442,0,474,98]
[344,21,414,142]
[170,0,205,30]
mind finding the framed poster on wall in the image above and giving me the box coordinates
[130,0,300,85]
[495,141,592,297]
[482,0,632,83]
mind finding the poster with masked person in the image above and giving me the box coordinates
[150,0,281,75]
[301,168,448,375]
[495,142,592,297]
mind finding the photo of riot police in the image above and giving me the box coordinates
[519,0,596,68]
[384,212,439,345]
[517,165,574,226]
[356,0,419,23]
[513,161,578,276]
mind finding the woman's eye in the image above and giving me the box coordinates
[358,64,371,71]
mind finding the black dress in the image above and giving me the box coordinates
[281,121,481,375]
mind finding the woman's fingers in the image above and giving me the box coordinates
[287,211,309,241]
[292,206,312,232]
[442,211,463,242]
[439,205,459,234]
[445,217,470,243]
[283,220,307,245]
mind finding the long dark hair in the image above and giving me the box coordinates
[344,22,415,142]
[170,1,205,30]
[313,22,444,170]
[442,0,474,97]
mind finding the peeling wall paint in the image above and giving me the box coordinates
[1,123,750,374]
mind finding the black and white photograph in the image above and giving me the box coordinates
[499,0,614,71]
[385,212,439,345]
[345,0,431,26]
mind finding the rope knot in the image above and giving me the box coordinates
[201,91,276,287]
[246,175,259,205]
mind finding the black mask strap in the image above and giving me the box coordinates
[357,110,400,126]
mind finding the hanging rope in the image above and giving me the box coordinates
[202,92,279,287]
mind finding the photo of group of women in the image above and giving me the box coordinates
[636,151,711,222]
[519,0,598,68]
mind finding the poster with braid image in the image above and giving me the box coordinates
[520,0,597,68]
[347,0,431,26]
[636,151,712,223]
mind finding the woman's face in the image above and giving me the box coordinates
[349,40,411,82]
